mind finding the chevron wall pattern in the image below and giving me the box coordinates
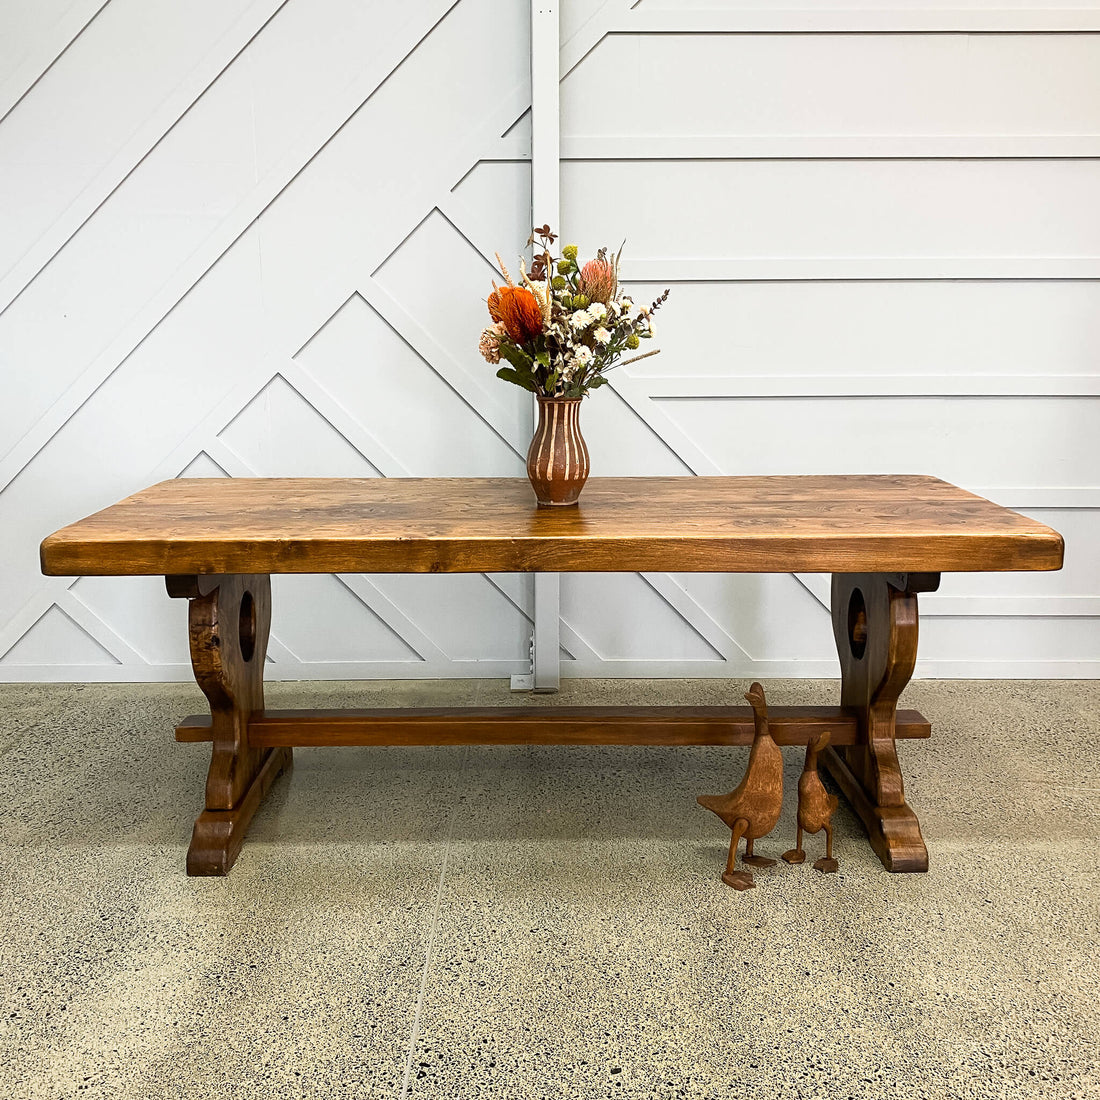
[1,0,1096,681]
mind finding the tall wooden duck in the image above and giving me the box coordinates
[697,682,784,891]
[781,731,839,873]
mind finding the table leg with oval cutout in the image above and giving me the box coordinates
[823,572,939,873]
[166,574,291,875]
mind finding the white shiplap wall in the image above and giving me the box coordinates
[551,0,1100,678]
[0,0,1095,680]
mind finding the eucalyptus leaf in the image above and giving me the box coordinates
[496,366,537,392]
[499,343,533,371]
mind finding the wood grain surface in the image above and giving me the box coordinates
[172,705,932,746]
[40,475,1064,576]
[824,572,930,871]
[167,573,290,875]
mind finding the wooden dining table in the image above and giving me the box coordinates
[40,475,1064,877]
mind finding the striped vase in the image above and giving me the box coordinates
[526,396,590,506]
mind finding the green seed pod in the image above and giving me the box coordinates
[551,276,567,290]
[562,244,578,261]
[573,294,589,309]
[556,260,573,275]
[626,333,640,350]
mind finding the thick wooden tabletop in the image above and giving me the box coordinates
[40,475,1063,577]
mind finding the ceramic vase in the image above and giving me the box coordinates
[526,396,590,506]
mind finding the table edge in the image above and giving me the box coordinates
[40,529,1066,577]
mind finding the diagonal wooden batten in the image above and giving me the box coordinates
[174,705,931,747]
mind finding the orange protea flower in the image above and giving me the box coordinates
[578,259,615,304]
[488,285,543,344]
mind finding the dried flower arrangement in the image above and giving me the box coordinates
[479,225,670,399]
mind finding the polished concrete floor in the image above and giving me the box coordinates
[1,677,1098,1099]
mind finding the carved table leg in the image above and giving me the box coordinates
[822,572,939,873]
[166,574,291,875]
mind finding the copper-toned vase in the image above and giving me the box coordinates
[526,396,590,506]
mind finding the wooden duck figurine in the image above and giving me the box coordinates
[697,682,784,890]
[781,731,839,873]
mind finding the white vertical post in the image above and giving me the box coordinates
[531,3,560,219]
[530,0,560,692]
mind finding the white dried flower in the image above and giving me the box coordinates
[572,345,593,366]
[478,322,508,364]
[593,327,611,345]
[570,309,592,330]
[589,302,607,319]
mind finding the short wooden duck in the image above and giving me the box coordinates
[697,681,784,890]
[781,731,839,874]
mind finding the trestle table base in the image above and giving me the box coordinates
[168,570,938,877]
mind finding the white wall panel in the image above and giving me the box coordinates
[562,574,725,663]
[918,616,1100,669]
[1,1,1096,680]
[628,1,1100,32]
[0,0,464,455]
[636,0,1097,10]
[563,34,1100,143]
[0,0,278,286]
[558,9,1099,678]
[0,0,549,681]
[268,575,422,664]
[656,574,836,666]
[69,576,190,665]
[655,397,1096,486]
[219,375,383,477]
[579,388,693,476]
[292,297,521,477]
[618,282,1100,381]
[564,160,1100,268]
[1,607,119,668]
[0,3,105,110]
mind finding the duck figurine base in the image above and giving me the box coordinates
[741,837,777,869]
[721,869,756,891]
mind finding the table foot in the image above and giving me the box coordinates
[813,856,839,874]
[820,745,927,871]
[187,747,292,875]
[781,848,806,865]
